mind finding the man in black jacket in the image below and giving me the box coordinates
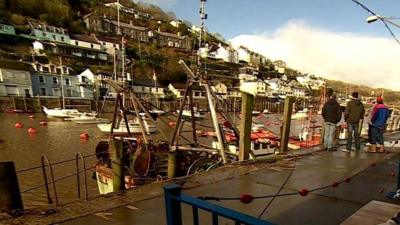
[322,93,342,151]
[343,92,365,152]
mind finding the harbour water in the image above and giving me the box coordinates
[0,111,322,207]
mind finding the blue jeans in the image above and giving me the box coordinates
[370,126,384,145]
[324,122,336,149]
[347,123,360,150]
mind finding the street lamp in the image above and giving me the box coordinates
[366,15,400,29]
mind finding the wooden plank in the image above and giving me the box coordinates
[239,92,254,161]
[341,200,400,225]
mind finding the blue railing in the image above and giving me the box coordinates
[164,184,276,225]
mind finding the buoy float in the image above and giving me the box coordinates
[168,121,176,127]
[28,127,37,134]
[39,121,47,126]
[80,132,89,139]
[28,114,35,119]
[298,189,309,196]
[332,182,339,188]
[239,193,254,204]
[15,122,23,128]
[344,177,351,183]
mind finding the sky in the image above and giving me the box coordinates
[137,0,400,91]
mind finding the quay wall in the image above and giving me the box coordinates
[0,96,309,113]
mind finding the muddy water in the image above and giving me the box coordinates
[0,111,321,207]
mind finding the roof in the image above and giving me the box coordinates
[96,36,120,44]
[170,83,202,90]
[28,20,68,33]
[71,35,100,44]
[106,19,148,31]
[154,31,185,40]
[0,60,34,72]
[132,79,162,87]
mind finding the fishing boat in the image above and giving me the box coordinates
[97,118,157,134]
[263,109,271,114]
[291,108,309,120]
[149,109,166,116]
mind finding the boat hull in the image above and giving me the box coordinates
[97,123,157,134]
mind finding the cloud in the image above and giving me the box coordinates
[230,20,400,91]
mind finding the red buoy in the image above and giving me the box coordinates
[239,193,254,204]
[298,189,309,196]
[15,122,23,128]
[28,127,37,134]
[332,182,339,188]
[80,132,89,139]
[168,121,176,127]
[344,177,351,183]
[39,121,47,126]
[28,114,35,119]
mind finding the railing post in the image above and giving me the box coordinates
[239,92,254,161]
[164,184,183,225]
[0,162,23,212]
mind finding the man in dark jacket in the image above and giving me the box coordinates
[343,92,365,152]
[322,93,342,150]
[369,96,390,153]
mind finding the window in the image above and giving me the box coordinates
[75,41,78,46]
[63,67,68,74]
[52,35,56,41]
[113,43,116,48]
[65,78,71,86]
[66,89,72,97]
[42,32,47,37]
[61,36,65,42]
[25,89,30,97]
[52,77,58,84]
[40,88,47,96]
[42,67,49,73]
[90,44,94,48]
[38,76,45,83]
[56,68,61,74]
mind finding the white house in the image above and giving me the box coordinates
[77,69,95,99]
[97,37,120,55]
[237,46,251,63]
[211,81,228,99]
[168,83,205,99]
[70,35,101,51]
[132,79,165,99]
[238,66,258,81]
[240,80,267,97]
[0,60,33,97]
[170,20,182,28]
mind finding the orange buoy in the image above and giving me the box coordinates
[15,122,23,128]
[28,114,35,119]
[80,132,89,139]
[168,121,176,127]
[28,127,37,134]
[39,121,47,126]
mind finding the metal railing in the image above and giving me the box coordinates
[164,184,276,225]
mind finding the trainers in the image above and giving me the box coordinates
[342,149,350,152]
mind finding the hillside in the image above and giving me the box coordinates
[327,80,400,104]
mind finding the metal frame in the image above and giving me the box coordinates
[41,155,59,206]
[75,153,89,200]
[164,184,276,225]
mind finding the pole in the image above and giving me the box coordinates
[59,55,65,109]
[280,96,294,153]
[239,92,254,161]
[205,84,227,164]
[111,139,125,192]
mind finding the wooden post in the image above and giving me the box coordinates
[167,152,176,178]
[239,92,254,161]
[111,139,125,192]
[0,162,23,211]
[280,97,294,153]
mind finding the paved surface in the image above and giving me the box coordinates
[59,144,400,225]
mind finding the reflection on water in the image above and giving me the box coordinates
[0,111,325,206]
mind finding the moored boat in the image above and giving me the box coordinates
[97,118,157,134]
[42,106,82,118]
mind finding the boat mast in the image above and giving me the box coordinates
[59,55,66,109]
[117,0,126,106]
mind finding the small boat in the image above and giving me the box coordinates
[97,118,157,134]
[291,109,309,120]
[252,110,261,116]
[149,109,166,116]
[177,109,205,119]
[263,109,271,114]
[42,106,82,118]
[67,114,109,124]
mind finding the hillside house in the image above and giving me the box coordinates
[153,31,191,49]
[132,79,165,99]
[30,62,81,98]
[0,23,16,35]
[168,83,206,99]
[97,37,121,55]
[104,2,152,20]
[0,60,33,97]
[77,69,95,99]
[28,21,70,44]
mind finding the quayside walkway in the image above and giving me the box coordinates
[3,138,400,225]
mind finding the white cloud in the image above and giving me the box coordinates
[230,20,400,91]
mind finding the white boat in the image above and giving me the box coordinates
[252,111,261,116]
[97,118,157,134]
[292,108,309,120]
[42,106,82,118]
[252,124,265,132]
[68,114,109,124]
[263,109,271,114]
[149,109,166,116]
[177,109,205,119]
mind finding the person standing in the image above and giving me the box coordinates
[322,93,342,151]
[343,92,365,152]
[369,96,390,153]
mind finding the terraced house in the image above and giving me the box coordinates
[0,60,33,97]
